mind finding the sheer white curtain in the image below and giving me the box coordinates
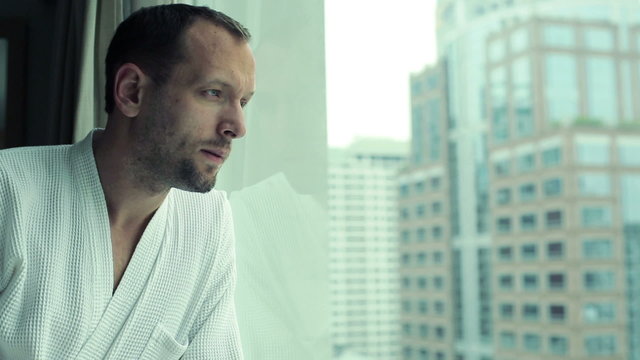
[74,1,329,358]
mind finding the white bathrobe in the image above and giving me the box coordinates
[0,131,242,359]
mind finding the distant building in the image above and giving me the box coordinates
[329,138,408,360]
[399,1,640,360]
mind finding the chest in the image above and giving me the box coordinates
[110,228,143,292]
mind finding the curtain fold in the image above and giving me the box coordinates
[49,0,86,144]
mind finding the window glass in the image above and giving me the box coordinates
[584,271,615,291]
[523,304,539,320]
[547,241,565,259]
[489,39,506,62]
[522,273,539,290]
[578,173,611,196]
[545,54,579,124]
[542,147,562,167]
[584,28,614,51]
[519,183,536,202]
[585,335,616,356]
[510,27,529,53]
[491,67,509,143]
[543,24,575,47]
[543,178,563,197]
[546,210,563,229]
[619,142,640,166]
[497,217,512,233]
[500,331,516,349]
[548,273,566,290]
[496,188,511,205]
[586,57,618,124]
[520,214,536,231]
[583,238,613,259]
[523,333,541,352]
[521,244,537,260]
[500,303,515,319]
[549,336,568,355]
[576,141,609,165]
[583,302,616,323]
[494,158,511,176]
[549,304,566,321]
[512,57,534,137]
[581,206,612,228]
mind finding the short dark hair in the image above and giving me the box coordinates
[104,4,251,114]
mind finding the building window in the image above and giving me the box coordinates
[434,301,445,315]
[542,147,562,167]
[402,300,412,313]
[582,238,613,259]
[520,214,537,231]
[500,303,515,319]
[500,331,516,349]
[432,226,443,240]
[417,252,428,265]
[511,27,529,53]
[417,277,428,289]
[417,227,426,242]
[583,302,616,323]
[584,335,616,356]
[618,142,640,166]
[432,201,443,214]
[434,276,444,290]
[543,24,575,47]
[418,300,428,314]
[415,181,426,193]
[416,204,427,218]
[545,210,563,229]
[584,271,615,291]
[523,333,541,352]
[402,276,411,289]
[494,159,511,176]
[433,251,444,264]
[402,323,413,336]
[548,273,566,290]
[401,253,411,265]
[401,230,410,243]
[581,206,612,228]
[518,153,535,173]
[519,183,536,202]
[400,184,410,197]
[489,38,506,63]
[579,173,611,196]
[576,142,609,165]
[586,57,618,124]
[497,217,511,233]
[419,348,429,360]
[545,54,578,124]
[403,346,413,359]
[496,188,511,205]
[522,273,539,291]
[499,274,514,290]
[431,176,441,190]
[549,336,569,355]
[400,208,410,220]
[498,246,513,261]
[523,304,539,321]
[419,324,429,338]
[435,326,446,340]
[547,241,565,259]
[543,177,563,197]
[584,28,614,51]
[521,244,537,260]
[549,304,566,322]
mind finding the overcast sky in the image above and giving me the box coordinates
[324,0,438,147]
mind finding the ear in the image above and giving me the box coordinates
[113,63,148,118]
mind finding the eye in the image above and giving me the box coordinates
[204,89,221,98]
[240,99,248,108]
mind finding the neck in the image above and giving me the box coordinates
[92,128,169,230]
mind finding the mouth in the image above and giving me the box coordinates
[200,149,227,166]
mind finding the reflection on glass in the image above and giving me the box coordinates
[586,56,618,124]
[490,67,508,143]
[545,54,578,124]
[512,57,533,138]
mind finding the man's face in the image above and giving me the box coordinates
[133,20,256,193]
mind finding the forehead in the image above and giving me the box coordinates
[176,20,255,90]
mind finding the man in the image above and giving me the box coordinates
[0,4,255,359]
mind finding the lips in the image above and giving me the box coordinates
[201,148,228,165]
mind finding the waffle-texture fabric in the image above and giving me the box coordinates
[0,130,243,359]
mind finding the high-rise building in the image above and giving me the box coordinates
[328,138,408,360]
[400,1,640,360]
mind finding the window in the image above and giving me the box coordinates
[545,54,578,123]
[545,210,563,229]
[418,300,428,314]
[584,271,615,291]
[582,238,613,259]
[435,326,446,339]
[432,201,443,214]
[500,331,516,349]
[583,302,616,323]
[542,147,562,167]
[618,142,640,166]
[417,227,427,242]
[549,304,566,322]
[543,178,563,197]
[489,39,505,62]
[586,57,618,123]
[584,28,614,51]
[511,27,529,53]
[417,252,428,265]
[401,230,410,243]
[522,273,539,291]
[433,251,444,264]
[434,276,444,290]
[417,277,428,289]
[415,181,426,193]
[402,300,412,313]
[576,142,609,165]
[402,323,413,336]
[518,153,535,173]
[499,274,514,290]
[401,253,411,265]
[584,335,616,356]
[547,241,565,259]
[523,333,541,352]
[578,173,611,196]
[434,301,445,315]
[581,206,612,228]
[520,214,536,231]
[400,208,410,220]
[419,348,429,360]
[549,336,569,355]
[543,24,575,47]
[496,188,511,205]
[432,226,443,240]
[523,304,539,321]
[521,244,537,260]
[498,246,513,261]
[430,176,441,190]
[494,159,510,178]
[548,273,566,290]
[416,204,427,217]
[419,324,429,338]
[497,217,511,233]
[402,277,411,289]
[399,184,410,197]
[519,183,536,202]
[500,303,515,319]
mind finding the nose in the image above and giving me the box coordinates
[217,102,246,139]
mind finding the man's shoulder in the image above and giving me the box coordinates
[169,188,233,228]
